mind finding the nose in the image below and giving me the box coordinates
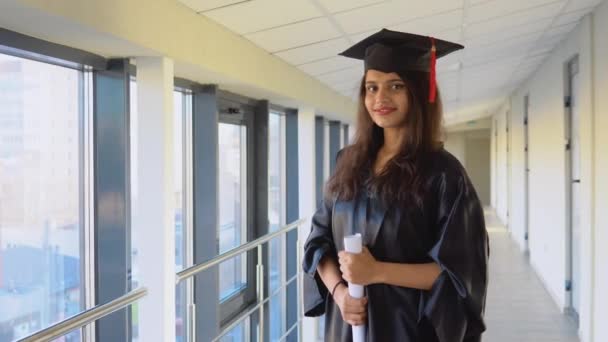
[375,86,390,104]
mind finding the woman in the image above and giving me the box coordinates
[302,29,489,342]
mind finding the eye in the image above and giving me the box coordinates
[366,85,378,93]
[391,83,405,91]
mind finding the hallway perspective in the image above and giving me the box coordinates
[484,210,579,342]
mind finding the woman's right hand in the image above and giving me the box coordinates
[333,283,368,326]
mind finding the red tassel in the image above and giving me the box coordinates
[429,37,437,103]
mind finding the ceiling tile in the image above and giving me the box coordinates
[388,9,464,35]
[466,0,561,24]
[317,0,388,13]
[464,1,565,37]
[553,7,594,27]
[274,38,351,65]
[202,0,322,34]
[543,22,578,39]
[317,66,362,85]
[433,29,465,43]
[178,0,247,12]
[298,56,362,76]
[463,32,541,63]
[334,0,462,34]
[561,0,601,13]
[465,17,552,47]
[245,17,342,52]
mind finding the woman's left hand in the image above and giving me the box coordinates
[338,247,380,286]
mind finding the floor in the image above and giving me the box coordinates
[483,209,579,342]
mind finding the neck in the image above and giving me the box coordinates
[381,126,406,155]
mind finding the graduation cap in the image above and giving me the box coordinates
[339,28,464,103]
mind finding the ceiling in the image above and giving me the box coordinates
[177,0,601,124]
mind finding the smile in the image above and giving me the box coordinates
[374,107,397,115]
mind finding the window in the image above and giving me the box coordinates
[0,53,86,341]
[218,123,248,300]
[219,319,249,342]
[130,81,191,341]
[268,111,287,340]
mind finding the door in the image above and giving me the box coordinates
[524,95,530,252]
[566,57,581,318]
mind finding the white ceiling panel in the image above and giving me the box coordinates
[274,38,351,65]
[389,9,463,36]
[317,66,362,85]
[245,17,342,52]
[464,33,541,63]
[202,0,322,34]
[464,1,565,37]
[544,22,578,39]
[465,18,552,47]
[178,0,595,123]
[298,56,362,76]
[561,0,601,13]
[553,7,594,27]
[179,0,247,12]
[334,0,462,34]
[331,76,364,90]
[316,0,388,14]
[466,0,560,24]
[527,44,555,58]
[433,29,465,43]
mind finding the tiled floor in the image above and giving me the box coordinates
[483,209,579,342]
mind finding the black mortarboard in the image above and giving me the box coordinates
[339,28,464,103]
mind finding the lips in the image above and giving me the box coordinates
[374,106,397,115]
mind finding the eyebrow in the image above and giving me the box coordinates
[365,79,405,84]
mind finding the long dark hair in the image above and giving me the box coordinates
[326,70,445,207]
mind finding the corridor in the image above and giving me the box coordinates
[485,210,579,342]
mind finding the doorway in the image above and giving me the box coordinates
[565,56,581,323]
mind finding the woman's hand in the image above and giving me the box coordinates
[338,246,379,286]
[333,283,368,326]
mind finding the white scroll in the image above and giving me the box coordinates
[343,233,366,342]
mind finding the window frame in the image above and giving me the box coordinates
[217,91,259,327]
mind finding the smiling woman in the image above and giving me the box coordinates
[302,29,489,342]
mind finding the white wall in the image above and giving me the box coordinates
[491,7,608,340]
[445,130,491,206]
[493,104,510,225]
[444,132,466,164]
[465,135,491,207]
[591,2,608,341]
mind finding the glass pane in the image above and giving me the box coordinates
[0,54,83,341]
[129,80,139,341]
[218,123,247,301]
[268,113,285,341]
[173,92,186,342]
[219,318,248,342]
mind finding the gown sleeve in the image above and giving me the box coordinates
[420,166,490,342]
[301,194,336,317]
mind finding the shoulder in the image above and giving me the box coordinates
[426,148,474,194]
[428,148,467,179]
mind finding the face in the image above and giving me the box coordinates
[364,69,409,129]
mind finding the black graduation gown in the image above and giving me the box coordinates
[302,149,489,342]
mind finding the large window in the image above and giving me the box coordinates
[218,123,248,301]
[130,81,191,341]
[268,111,287,341]
[0,53,86,341]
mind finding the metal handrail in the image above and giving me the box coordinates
[17,287,148,342]
[212,273,299,342]
[175,218,305,284]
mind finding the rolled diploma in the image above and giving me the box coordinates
[344,233,366,342]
